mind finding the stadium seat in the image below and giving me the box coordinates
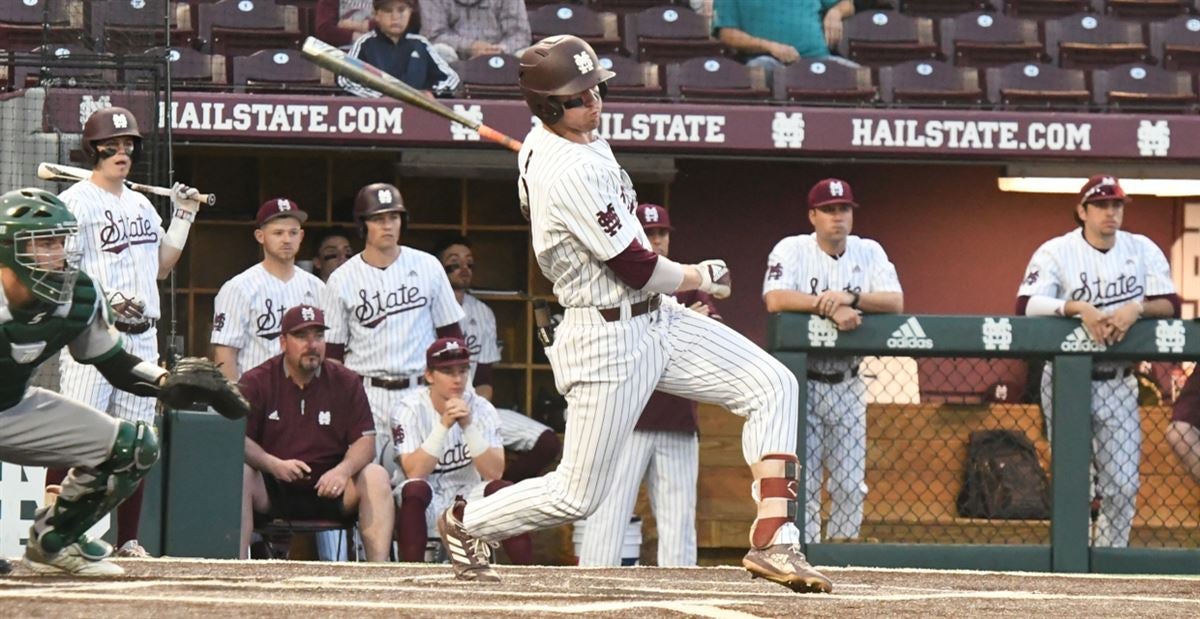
[940,12,1045,67]
[838,10,940,66]
[666,56,769,102]
[901,0,997,18]
[89,0,193,54]
[594,0,692,14]
[1044,13,1150,69]
[1150,15,1200,70]
[1091,62,1197,111]
[598,54,664,99]
[1100,0,1193,22]
[879,58,984,105]
[984,61,1091,108]
[232,48,333,93]
[196,0,302,58]
[529,4,622,55]
[0,0,85,51]
[129,46,226,89]
[456,53,522,98]
[11,45,116,89]
[624,5,725,64]
[773,58,878,105]
[1003,0,1095,18]
[254,517,358,561]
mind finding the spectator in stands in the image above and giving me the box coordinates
[316,0,375,48]
[419,0,531,63]
[433,235,562,483]
[312,229,355,283]
[239,304,395,562]
[341,0,460,99]
[1168,371,1200,485]
[714,0,856,70]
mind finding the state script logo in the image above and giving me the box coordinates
[887,317,933,349]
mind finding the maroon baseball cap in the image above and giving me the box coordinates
[808,178,858,209]
[635,203,673,230]
[426,337,471,370]
[280,304,327,335]
[256,197,308,227]
[1078,175,1128,205]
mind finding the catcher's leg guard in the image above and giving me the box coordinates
[749,453,800,549]
[30,421,159,554]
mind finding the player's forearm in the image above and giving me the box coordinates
[334,435,375,477]
[92,348,167,397]
[158,244,182,279]
[400,450,437,479]
[473,448,505,481]
[1143,296,1180,318]
[717,26,777,55]
[763,290,820,314]
[212,345,240,382]
[858,291,903,314]
[474,384,494,401]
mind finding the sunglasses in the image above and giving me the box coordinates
[560,88,600,110]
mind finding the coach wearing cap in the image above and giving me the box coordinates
[238,304,395,561]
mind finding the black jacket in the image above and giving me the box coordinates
[340,31,460,97]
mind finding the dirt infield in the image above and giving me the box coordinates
[0,558,1197,618]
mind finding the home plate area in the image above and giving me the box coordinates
[0,559,1197,618]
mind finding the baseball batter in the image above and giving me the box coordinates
[211,198,325,381]
[434,235,562,482]
[54,106,202,557]
[762,179,903,543]
[579,203,719,567]
[1017,175,1180,547]
[435,35,831,593]
[391,337,532,570]
[320,183,464,478]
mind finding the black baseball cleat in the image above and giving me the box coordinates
[437,499,500,583]
[743,544,833,593]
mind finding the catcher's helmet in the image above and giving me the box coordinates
[82,106,143,164]
[353,182,407,237]
[519,35,614,125]
[0,188,82,304]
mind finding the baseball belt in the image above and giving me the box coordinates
[598,295,660,322]
[1091,367,1133,382]
[806,367,860,385]
[370,376,426,390]
[115,319,157,335]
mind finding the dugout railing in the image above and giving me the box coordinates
[769,313,1200,574]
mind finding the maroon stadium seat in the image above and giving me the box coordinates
[594,0,691,14]
[12,45,116,89]
[1044,12,1150,68]
[773,58,878,105]
[984,61,1091,108]
[196,0,302,58]
[232,48,332,93]
[624,5,725,63]
[0,0,85,51]
[1003,0,1095,18]
[1101,0,1193,22]
[90,0,193,54]
[1150,15,1200,70]
[529,4,622,55]
[1091,62,1197,111]
[879,58,984,104]
[838,10,940,66]
[940,12,1045,67]
[901,0,996,18]
[130,46,227,89]
[598,54,664,99]
[457,53,522,98]
[666,56,770,102]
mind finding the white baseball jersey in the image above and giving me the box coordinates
[391,388,503,495]
[763,233,900,542]
[460,293,501,385]
[321,249,464,377]
[1019,227,1174,547]
[210,264,325,375]
[518,124,653,310]
[59,180,164,319]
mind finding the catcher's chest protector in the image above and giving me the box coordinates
[0,273,100,409]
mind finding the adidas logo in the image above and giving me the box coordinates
[886,317,933,349]
[1060,325,1106,352]
[268,410,280,421]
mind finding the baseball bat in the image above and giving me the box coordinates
[300,36,523,152]
[36,162,217,206]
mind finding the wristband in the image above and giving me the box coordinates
[163,217,192,250]
[849,291,861,310]
[464,424,491,459]
[421,423,449,458]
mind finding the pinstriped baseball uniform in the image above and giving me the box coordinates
[391,388,503,534]
[57,180,163,423]
[1019,228,1175,547]
[210,264,325,376]
[459,292,552,449]
[764,233,902,542]
[459,124,799,544]
[320,250,464,474]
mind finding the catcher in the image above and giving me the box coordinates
[0,188,246,576]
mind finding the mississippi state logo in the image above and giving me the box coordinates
[574,51,594,74]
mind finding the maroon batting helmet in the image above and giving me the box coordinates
[82,106,143,164]
[519,35,614,125]
[353,182,407,237]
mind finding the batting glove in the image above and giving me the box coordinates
[697,259,732,299]
[170,182,201,221]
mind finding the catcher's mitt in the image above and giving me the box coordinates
[159,357,249,420]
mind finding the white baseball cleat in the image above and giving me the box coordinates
[23,537,124,577]
[437,499,500,583]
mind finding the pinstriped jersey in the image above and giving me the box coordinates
[1018,229,1174,308]
[460,293,500,385]
[210,264,326,376]
[391,388,503,494]
[320,249,464,377]
[763,233,902,373]
[518,124,652,309]
[58,180,164,319]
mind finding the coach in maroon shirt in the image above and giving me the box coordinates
[238,304,395,561]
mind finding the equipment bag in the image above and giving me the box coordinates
[956,429,1051,520]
